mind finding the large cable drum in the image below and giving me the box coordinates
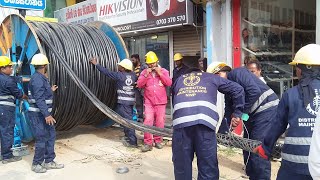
[0,14,284,158]
[0,14,128,141]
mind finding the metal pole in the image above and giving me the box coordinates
[206,1,213,64]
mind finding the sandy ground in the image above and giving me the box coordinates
[0,125,280,180]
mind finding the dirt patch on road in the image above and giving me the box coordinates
[1,125,280,180]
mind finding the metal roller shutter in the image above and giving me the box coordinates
[173,26,202,56]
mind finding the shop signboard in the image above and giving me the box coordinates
[97,0,193,33]
[54,0,97,25]
[0,0,46,10]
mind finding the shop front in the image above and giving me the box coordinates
[205,0,318,98]
[123,26,203,73]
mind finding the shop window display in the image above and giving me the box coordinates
[241,0,316,97]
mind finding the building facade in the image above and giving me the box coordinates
[205,0,318,97]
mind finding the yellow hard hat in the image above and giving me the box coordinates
[289,44,320,66]
[31,53,49,65]
[207,61,232,74]
[145,51,158,64]
[118,59,133,71]
[0,56,12,67]
[174,53,183,61]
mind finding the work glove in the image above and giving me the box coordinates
[253,145,268,160]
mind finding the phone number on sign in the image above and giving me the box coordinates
[156,15,186,25]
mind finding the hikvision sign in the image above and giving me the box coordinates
[54,0,193,33]
[98,0,146,26]
[98,0,193,33]
[99,0,143,15]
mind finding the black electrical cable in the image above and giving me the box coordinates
[30,21,118,131]
[28,21,283,157]
[29,21,172,136]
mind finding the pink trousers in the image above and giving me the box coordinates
[143,104,166,145]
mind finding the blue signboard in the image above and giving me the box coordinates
[0,0,46,10]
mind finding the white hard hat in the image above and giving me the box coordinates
[118,59,133,71]
[30,53,49,65]
[207,61,231,74]
[289,44,320,66]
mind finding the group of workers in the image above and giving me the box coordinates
[91,52,207,153]
[92,44,320,180]
[91,51,173,152]
[1,43,320,179]
[0,53,63,173]
[171,59,278,180]
[172,44,320,180]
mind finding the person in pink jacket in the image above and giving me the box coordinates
[137,51,172,152]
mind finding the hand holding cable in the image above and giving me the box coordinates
[51,85,58,92]
[231,117,241,129]
[89,57,98,65]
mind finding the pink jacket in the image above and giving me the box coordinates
[137,68,172,105]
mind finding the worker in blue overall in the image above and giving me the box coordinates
[254,44,320,180]
[172,67,245,180]
[28,53,63,173]
[0,56,25,164]
[207,62,279,180]
[90,58,138,148]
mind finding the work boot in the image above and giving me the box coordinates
[120,136,129,142]
[31,164,47,173]
[43,161,64,169]
[141,144,153,152]
[155,143,163,149]
[122,141,137,148]
[2,156,22,164]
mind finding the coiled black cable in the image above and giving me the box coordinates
[30,21,173,136]
[30,21,118,131]
[28,21,282,157]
